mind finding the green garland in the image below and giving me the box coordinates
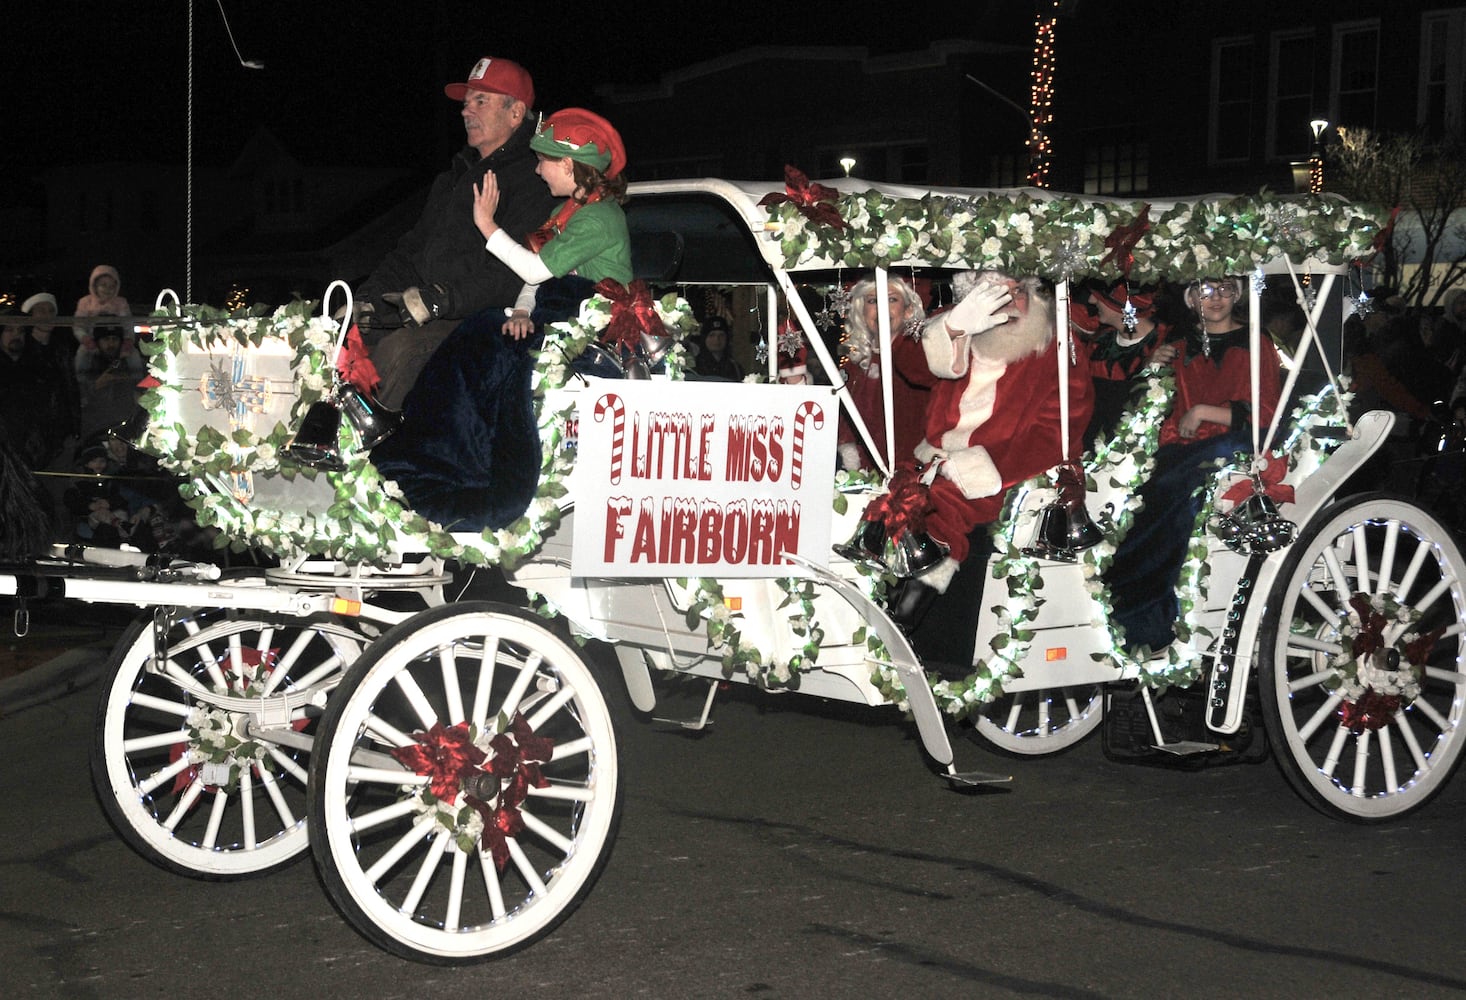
[139,293,697,567]
[764,189,1385,283]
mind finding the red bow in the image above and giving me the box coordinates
[1054,461,1087,509]
[758,165,847,230]
[1100,205,1151,276]
[862,465,934,542]
[595,278,663,352]
[1220,454,1296,506]
[336,322,381,394]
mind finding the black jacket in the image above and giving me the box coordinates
[361,119,558,319]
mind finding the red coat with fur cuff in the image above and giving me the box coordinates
[893,327,1093,558]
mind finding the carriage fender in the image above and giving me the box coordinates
[1210,408,1395,735]
[782,553,954,766]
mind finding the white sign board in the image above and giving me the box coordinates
[571,381,836,577]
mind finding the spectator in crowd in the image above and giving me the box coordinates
[693,316,743,380]
[75,264,132,319]
[75,323,145,442]
[356,56,559,408]
[0,306,71,469]
[22,291,80,458]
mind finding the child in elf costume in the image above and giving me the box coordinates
[369,109,634,531]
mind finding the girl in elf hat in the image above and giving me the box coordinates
[472,107,632,340]
[369,108,635,532]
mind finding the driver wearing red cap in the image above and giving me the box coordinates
[358,56,558,407]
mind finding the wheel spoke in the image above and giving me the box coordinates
[441,647,466,725]
[400,831,451,916]
[470,637,500,728]
[1375,519,1400,596]
[1351,524,1372,593]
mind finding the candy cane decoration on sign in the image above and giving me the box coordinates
[593,392,626,483]
[790,399,824,488]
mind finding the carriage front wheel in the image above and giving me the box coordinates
[970,685,1104,755]
[307,602,621,963]
[1259,493,1466,821]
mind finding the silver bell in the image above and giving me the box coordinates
[1025,499,1105,561]
[338,385,401,450]
[890,530,948,578]
[283,400,346,471]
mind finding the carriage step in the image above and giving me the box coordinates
[652,678,718,731]
[1151,740,1220,756]
[944,768,1013,787]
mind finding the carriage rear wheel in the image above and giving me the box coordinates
[970,684,1105,755]
[92,611,361,878]
[1259,493,1466,821]
[308,602,621,963]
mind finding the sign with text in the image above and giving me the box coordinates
[571,381,836,577]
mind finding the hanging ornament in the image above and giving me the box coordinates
[1251,266,1267,296]
[827,280,853,318]
[777,320,805,357]
[753,339,769,365]
[1051,234,1085,283]
[1121,299,1138,333]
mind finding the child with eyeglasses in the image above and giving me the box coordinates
[1104,274,1282,654]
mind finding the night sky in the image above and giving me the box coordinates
[6,0,999,182]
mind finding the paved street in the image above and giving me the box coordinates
[3,646,1466,999]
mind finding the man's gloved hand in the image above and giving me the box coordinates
[944,283,1013,338]
[360,294,408,330]
[399,283,453,327]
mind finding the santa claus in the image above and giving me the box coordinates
[877,270,1094,661]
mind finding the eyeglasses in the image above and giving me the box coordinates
[1198,283,1239,300]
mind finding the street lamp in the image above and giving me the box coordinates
[840,156,856,177]
[1308,118,1329,194]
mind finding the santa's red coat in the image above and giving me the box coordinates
[892,325,1093,563]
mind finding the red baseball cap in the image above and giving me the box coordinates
[444,57,534,107]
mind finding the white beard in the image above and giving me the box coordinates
[970,275,1054,365]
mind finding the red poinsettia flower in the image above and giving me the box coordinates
[1403,625,1444,668]
[1347,593,1389,659]
[1338,689,1402,733]
[390,721,486,803]
[336,322,381,394]
[1100,205,1151,276]
[861,465,935,542]
[758,165,847,230]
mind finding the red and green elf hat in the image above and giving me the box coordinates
[530,108,627,178]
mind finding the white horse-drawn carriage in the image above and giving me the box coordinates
[4,175,1462,964]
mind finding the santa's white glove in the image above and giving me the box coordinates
[944,284,1012,339]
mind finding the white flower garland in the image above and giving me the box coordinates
[139,294,696,567]
[764,189,1385,283]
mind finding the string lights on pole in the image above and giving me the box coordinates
[1027,0,1060,188]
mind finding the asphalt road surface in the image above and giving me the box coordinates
[4,653,1466,999]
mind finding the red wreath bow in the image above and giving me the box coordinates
[758,165,847,230]
[595,278,663,352]
[1368,205,1402,259]
[1221,454,1296,506]
[1100,204,1151,277]
[861,465,935,542]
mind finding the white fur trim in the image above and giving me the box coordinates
[941,444,1002,500]
[916,556,960,593]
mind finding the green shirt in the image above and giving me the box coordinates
[537,199,633,285]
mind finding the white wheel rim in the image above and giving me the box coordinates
[97,614,359,875]
[315,609,618,960]
[973,685,1104,755]
[1269,499,1466,818]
